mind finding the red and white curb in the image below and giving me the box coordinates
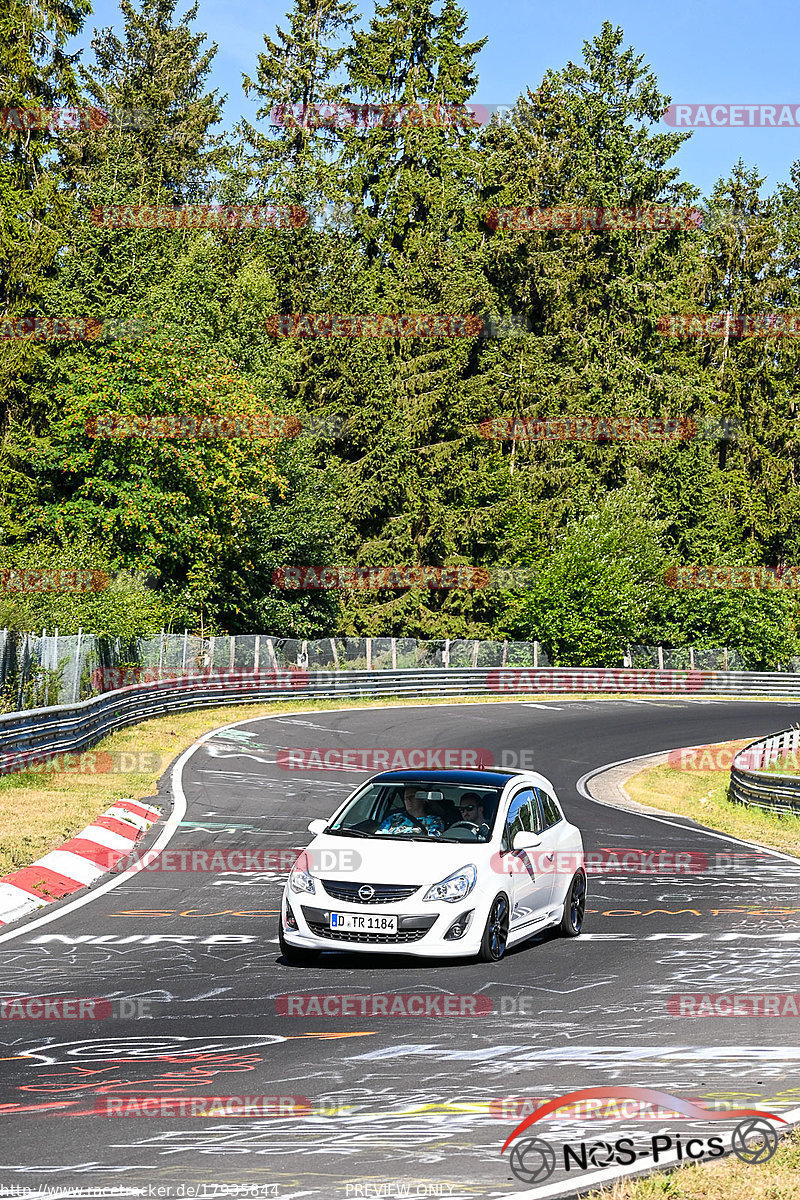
[0,799,161,926]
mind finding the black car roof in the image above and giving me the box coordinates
[370,769,517,787]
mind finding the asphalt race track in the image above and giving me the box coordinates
[1,697,800,1199]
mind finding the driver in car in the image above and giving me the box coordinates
[451,793,492,835]
[378,785,444,837]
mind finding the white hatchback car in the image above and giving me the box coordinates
[279,768,586,963]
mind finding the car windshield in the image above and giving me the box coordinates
[326,781,503,842]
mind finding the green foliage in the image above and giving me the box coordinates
[3,5,800,663]
[0,541,167,636]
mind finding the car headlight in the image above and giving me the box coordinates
[423,864,477,903]
[289,862,316,895]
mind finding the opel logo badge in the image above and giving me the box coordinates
[359,885,375,901]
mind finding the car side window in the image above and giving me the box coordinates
[536,787,562,829]
[502,788,535,850]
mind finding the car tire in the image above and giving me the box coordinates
[559,869,587,937]
[279,921,321,965]
[478,893,510,962]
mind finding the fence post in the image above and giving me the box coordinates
[533,641,538,669]
[300,639,308,669]
[502,640,508,667]
[181,629,188,673]
[157,628,165,677]
[444,639,450,668]
[366,638,372,670]
[229,636,236,672]
[265,637,277,670]
[657,645,664,670]
[723,647,729,670]
[689,646,695,670]
[73,627,83,703]
[330,638,340,670]
[254,635,261,673]
[208,636,215,674]
[391,638,397,669]
[472,640,479,668]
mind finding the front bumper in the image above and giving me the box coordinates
[281,888,485,957]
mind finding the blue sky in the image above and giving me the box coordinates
[76,0,800,199]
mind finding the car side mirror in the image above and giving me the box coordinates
[307,819,327,836]
[513,831,541,851]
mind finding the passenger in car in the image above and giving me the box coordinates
[377,785,445,836]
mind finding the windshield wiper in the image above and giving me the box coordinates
[325,827,372,838]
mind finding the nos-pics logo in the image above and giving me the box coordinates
[501,1087,784,1184]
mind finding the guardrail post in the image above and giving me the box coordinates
[72,627,83,703]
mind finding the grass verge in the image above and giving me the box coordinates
[624,742,800,858]
[586,1127,800,1198]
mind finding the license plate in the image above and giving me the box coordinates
[330,912,398,933]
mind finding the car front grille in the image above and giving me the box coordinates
[306,921,428,944]
[321,880,420,904]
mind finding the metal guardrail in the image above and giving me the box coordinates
[730,726,800,814]
[3,665,800,771]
